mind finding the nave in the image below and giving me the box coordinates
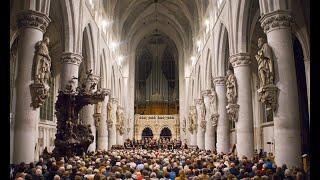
[10,0,310,179]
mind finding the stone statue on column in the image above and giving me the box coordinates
[116,107,124,135]
[107,102,113,130]
[197,99,206,132]
[30,37,51,108]
[93,103,102,127]
[188,106,197,134]
[255,37,278,111]
[226,70,237,104]
[255,37,274,86]
[35,37,51,85]
[182,117,186,133]
[226,70,239,122]
[209,88,219,127]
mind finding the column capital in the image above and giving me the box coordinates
[93,113,101,127]
[104,89,111,96]
[110,98,118,105]
[194,98,204,106]
[117,106,124,111]
[189,106,196,110]
[213,76,226,86]
[229,53,251,68]
[260,10,294,34]
[87,75,100,84]
[17,10,51,33]
[61,52,83,66]
[201,89,211,97]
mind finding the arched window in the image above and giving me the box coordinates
[40,75,55,121]
[142,127,153,138]
[160,127,172,139]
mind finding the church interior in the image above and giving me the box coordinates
[10,0,310,179]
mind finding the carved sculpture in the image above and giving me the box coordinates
[93,113,101,127]
[182,117,186,132]
[198,99,206,121]
[200,120,207,132]
[107,102,113,129]
[226,70,237,104]
[226,103,239,122]
[52,71,108,158]
[188,106,197,134]
[209,88,219,127]
[211,114,219,127]
[195,99,206,132]
[226,70,239,122]
[255,37,274,87]
[116,107,125,135]
[209,88,217,114]
[35,37,51,84]
[30,37,51,108]
[255,37,278,112]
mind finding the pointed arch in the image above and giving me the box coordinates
[204,48,212,89]
[82,24,95,73]
[227,0,253,54]
[118,78,122,104]
[196,65,201,98]
[111,65,116,98]
[59,0,77,52]
[214,22,229,77]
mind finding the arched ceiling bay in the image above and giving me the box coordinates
[104,0,203,53]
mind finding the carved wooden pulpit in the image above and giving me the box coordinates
[52,72,108,158]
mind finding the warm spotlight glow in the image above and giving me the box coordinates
[191,56,196,66]
[117,55,124,66]
[101,20,107,33]
[196,40,201,52]
[118,55,124,62]
[204,19,209,26]
[101,20,107,27]
[196,40,201,46]
[88,0,94,9]
[111,41,119,50]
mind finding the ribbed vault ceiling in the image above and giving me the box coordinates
[104,0,208,52]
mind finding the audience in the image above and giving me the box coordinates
[11,138,306,180]
[123,138,182,150]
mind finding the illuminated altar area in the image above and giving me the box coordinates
[134,114,180,140]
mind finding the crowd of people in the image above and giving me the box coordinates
[123,138,184,150]
[11,138,307,180]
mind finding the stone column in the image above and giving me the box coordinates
[10,113,14,163]
[202,90,215,150]
[60,52,83,89]
[188,106,197,146]
[184,77,191,144]
[82,75,100,152]
[213,77,230,153]
[229,53,254,159]
[13,10,50,164]
[82,105,96,152]
[108,98,118,148]
[96,90,111,150]
[260,10,302,167]
[195,98,206,149]
[304,58,310,119]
